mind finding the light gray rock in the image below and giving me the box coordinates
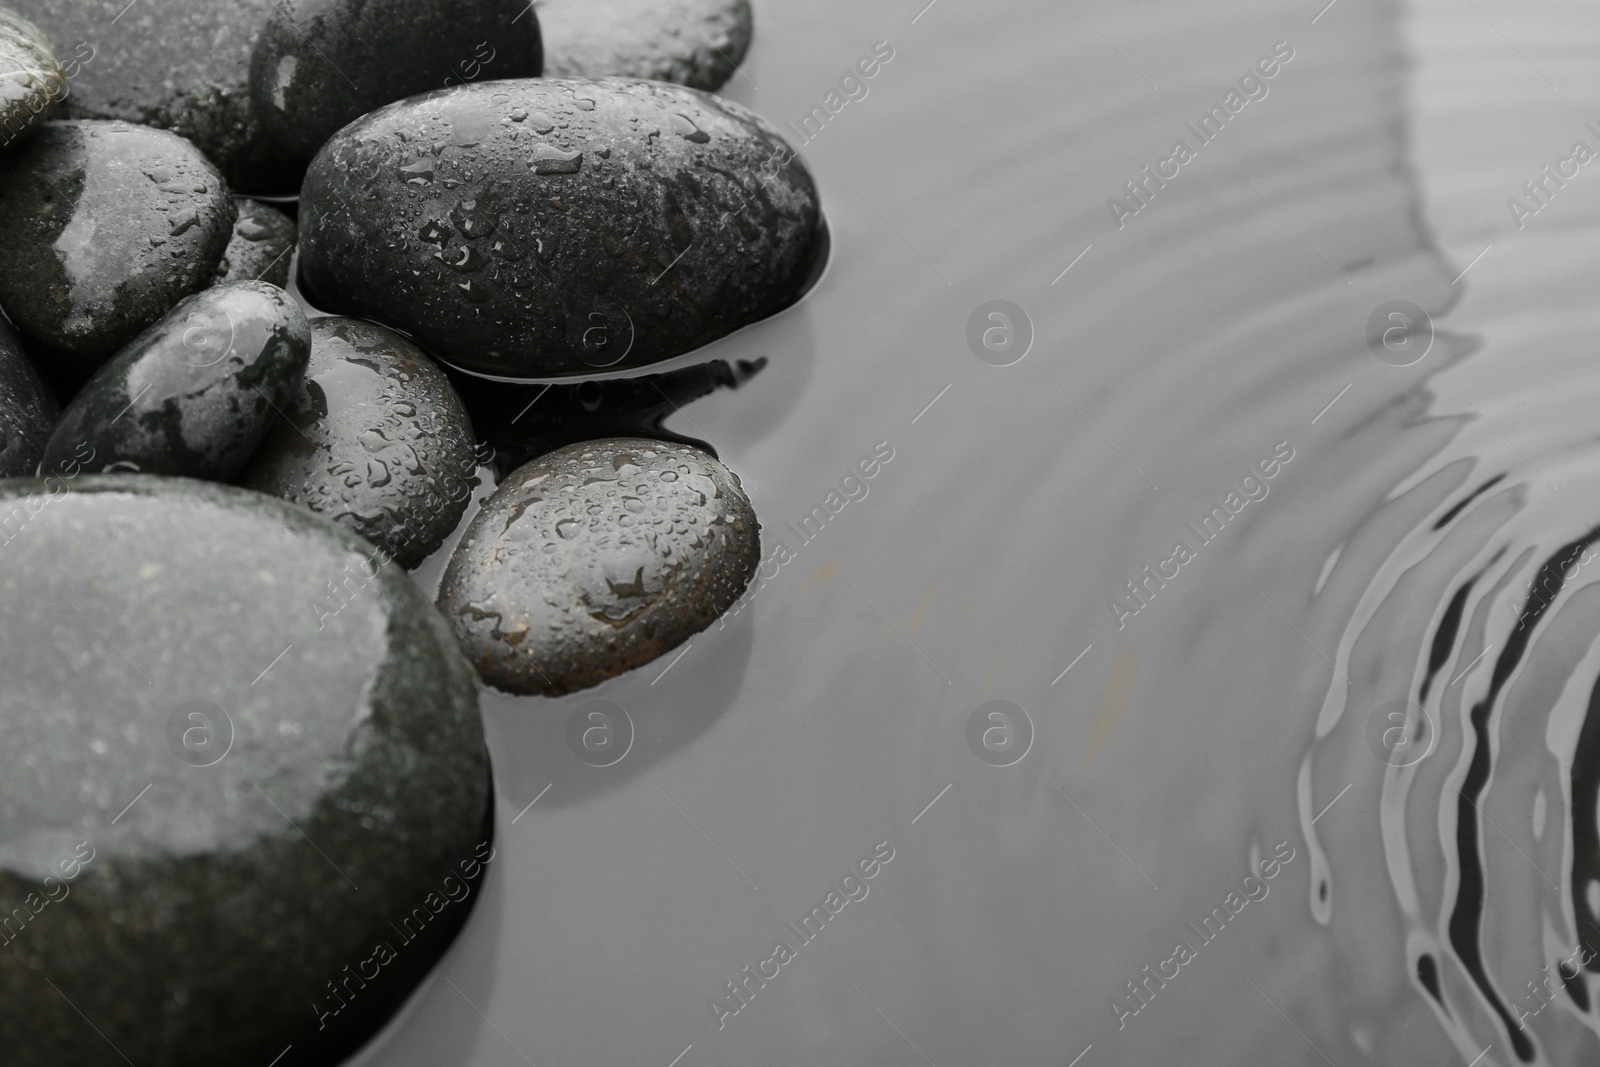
[0,474,490,1066]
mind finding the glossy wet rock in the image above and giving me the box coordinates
[249,0,543,169]
[238,316,480,569]
[213,197,296,288]
[42,282,310,481]
[298,77,820,379]
[539,0,750,90]
[7,0,294,192]
[438,438,761,696]
[0,475,489,1066]
[0,7,65,153]
[0,315,56,476]
[0,120,235,377]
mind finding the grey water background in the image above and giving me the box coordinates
[343,0,1600,1063]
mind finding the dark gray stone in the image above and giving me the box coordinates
[0,120,235,379]
[5,0,296,192]
[0,314,57,475]
[42,281,311,481]
[238,316,481,569]
[213,197,296,288]
[0,474,489,1066]
[0,6,65,153]
[437,438,760,696]
[297,77,821,379]
[248,0,542,170]
[540,0,750,90]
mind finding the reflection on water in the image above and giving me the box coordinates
[340,0,1600,1064]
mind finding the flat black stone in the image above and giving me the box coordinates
[237,316,481,569]
[539,0,750,91]
[0,120,235,379]
[0,6,65,153]
[42,281,310,481]
[0,314,57,476]
[249,0,542,169]
[6,0,295,192]
[213,197,296,288]
[0,474,490,1067]
[297,77,821,379]
[438,438,760,695]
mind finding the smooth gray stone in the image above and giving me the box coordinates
[0,474,489,1066]
[248,0,542,169]
[0,120,235,377]
[297,78,820,379]
[5,0,296,192]
[0,6,65,153]
[437,438,760,696]
[213,197,296,288]
[237,316,481,569]
[42,281,310,481]
[540,0,750,91]
[0,314,57,476]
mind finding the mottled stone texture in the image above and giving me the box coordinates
[439,438,760,695]
[42,281,311,481]
[0,6,65,153]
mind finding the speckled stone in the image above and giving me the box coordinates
[437,438,760,696]
[0,6,65,153]
[0,120,235,378]
[0,475,489,1066]
[237,316,481,569]
[540,0,750,91]
[297,77,820,379]
[41,281,310,481]
[212,197,296,288]
[5,0,294,192]
[249,0,542,169]
[0,315,56,476]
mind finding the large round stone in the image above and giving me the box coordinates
[248,0,542,169]
[41,281,311,482]
[438,438,761,695]
[237,316,482,569]
[0,6,65,153]
[0,475,490,1066]
[0,315,56,476]
[539,0,750,91]
[0,120,235,376]
[297,77,821,379]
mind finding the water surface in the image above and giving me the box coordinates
[346,0,1600,1063]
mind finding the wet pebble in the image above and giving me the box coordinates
[298,77,820,378]
[42,281,311,482]
[0,314,56,476]
[238,316,481,569]
[6,0,294,191]
[437,438,761,696]
[249,0,543,170]
[0,120,235,379]
[212,197,297,289]
[0,474,489,1066]
[540,0,750,90]
[0,6,65,153]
